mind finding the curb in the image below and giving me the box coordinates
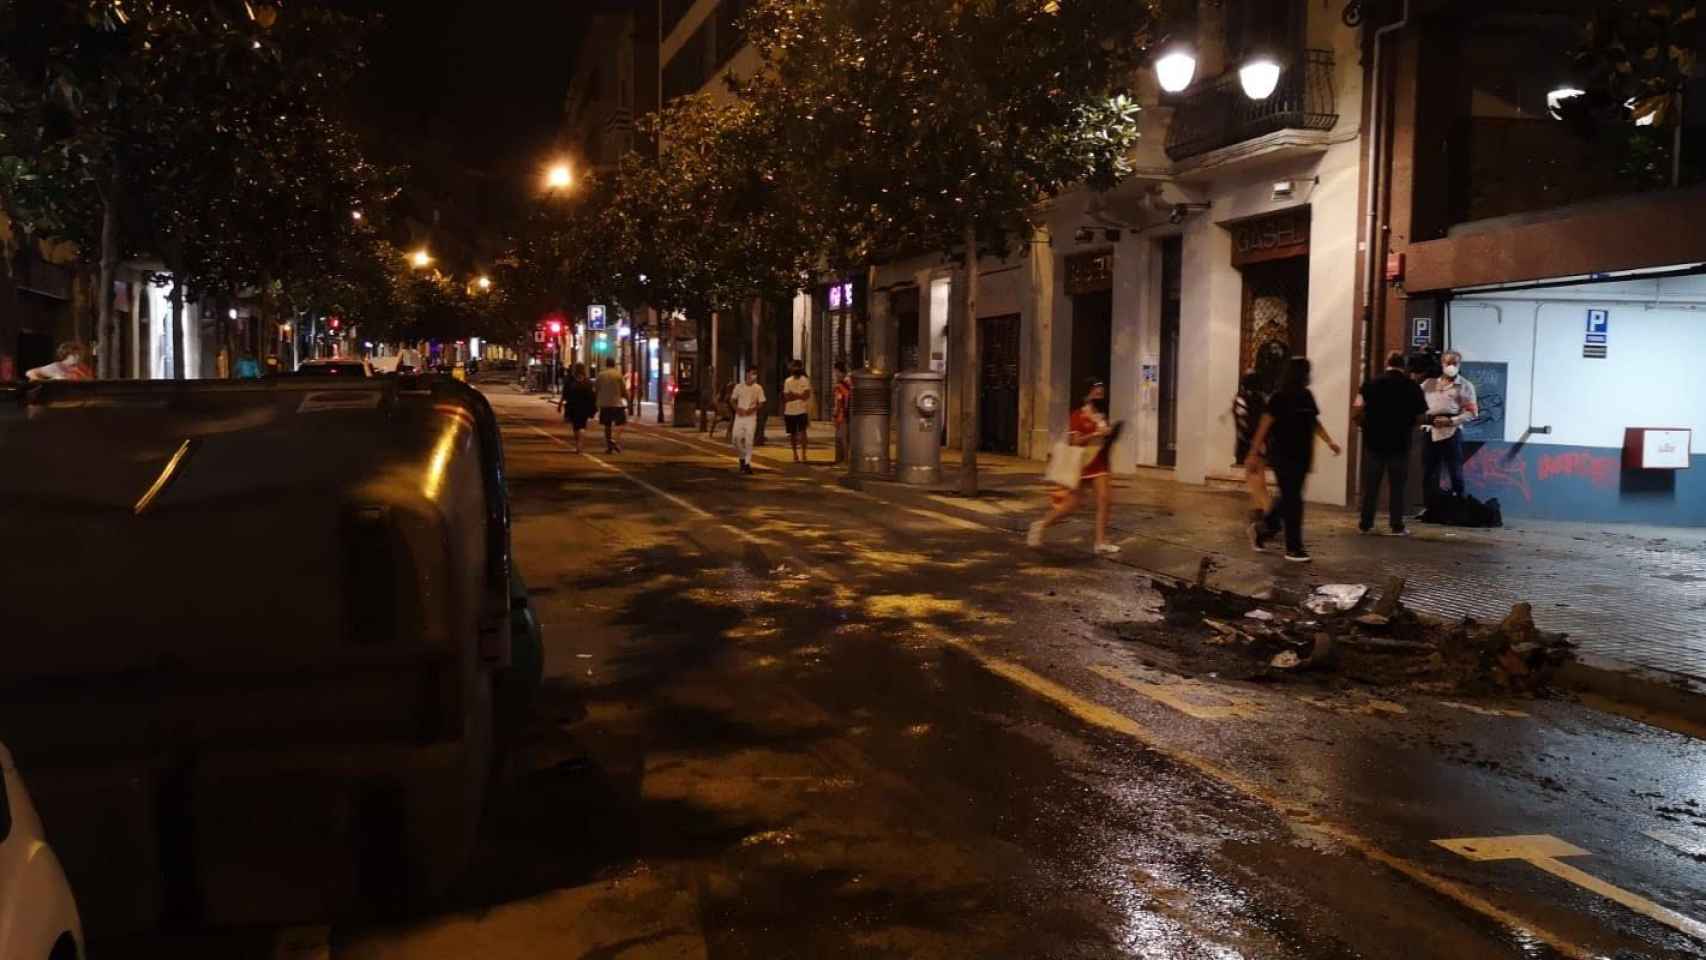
[1555,655,1706,734]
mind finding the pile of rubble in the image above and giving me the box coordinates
[1138,575,1576,695]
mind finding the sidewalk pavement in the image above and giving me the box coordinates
[632,403,1706,688]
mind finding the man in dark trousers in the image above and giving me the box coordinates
[1353,350,1429,535]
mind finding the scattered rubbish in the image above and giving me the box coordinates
[1371,576,1406,619]
[1114,577,1576,698]
[1305,584,1369,615]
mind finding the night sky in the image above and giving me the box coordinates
[349,1,592,267]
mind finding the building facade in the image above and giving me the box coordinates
[1376,0,1706,525]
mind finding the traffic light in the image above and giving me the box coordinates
[547,319,563,336]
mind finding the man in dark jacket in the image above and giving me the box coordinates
[1353,350,1428,535]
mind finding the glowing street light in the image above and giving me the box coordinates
[1239,53,1282,100]
[1154,45,1197,94]
[351,209,363,222]
[545,162,573,191]
[410,249,432,269]
[476,275,493,291]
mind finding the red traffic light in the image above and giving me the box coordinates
[328,316,341,330]
[547,320,563,335]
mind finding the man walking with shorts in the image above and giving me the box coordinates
[781,360,813,463]
[730,367,767,474]
[596,357,628,454]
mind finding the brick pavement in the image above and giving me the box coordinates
[642,403,1706,681]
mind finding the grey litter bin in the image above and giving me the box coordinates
[894,371,945,485]
[848,370,892,477]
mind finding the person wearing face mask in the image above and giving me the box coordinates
[25,342,92,382]
[1420,350,1478,511]
[1246,357,1341,563]
[1029,380,1121,556]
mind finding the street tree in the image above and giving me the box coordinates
[1557,1,1701,188]
[1,0,393,376]
[743,0,1154,492]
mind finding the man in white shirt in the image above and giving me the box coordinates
[730,367,767,475]
[1420,350,1479,509]
[781,360,813,464]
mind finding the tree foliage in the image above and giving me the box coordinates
[741,0,1153,262]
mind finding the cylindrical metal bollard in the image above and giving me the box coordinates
[894,371,945,485]
[848,370,892,477]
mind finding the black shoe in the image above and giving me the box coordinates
[1284,551,1313,563]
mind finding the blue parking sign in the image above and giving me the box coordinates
[1586,308,1608,334]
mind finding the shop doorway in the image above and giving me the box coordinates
[1239,259,1309,394]
[1230,207,1311,397]
[1159,237,1182,467]
[1071,290,1113,410]
[979,313,1021,454]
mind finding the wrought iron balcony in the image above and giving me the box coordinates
[1164,49,1339,162]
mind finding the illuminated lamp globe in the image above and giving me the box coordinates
[1547,86,1585,119]
[1239,55,1282,100]
[1155,49,1197,94]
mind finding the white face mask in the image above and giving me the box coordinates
[1442,364,1459,378]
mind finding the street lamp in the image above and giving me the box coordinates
[477,275,492,291]
[1548,86,1586,119]
[1239,52,1282,100]
[545,162,573,191]
[351,209,363,222]
[1154,43,1197,94]
[410,249,432,269]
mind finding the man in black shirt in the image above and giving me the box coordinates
[1353,351,1428,535]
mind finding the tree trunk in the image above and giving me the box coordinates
[94,196,117,378]
[959,223,980,496]
[169,278,186,379]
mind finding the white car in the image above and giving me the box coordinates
[0,744,82,960]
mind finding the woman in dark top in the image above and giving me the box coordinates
[1245,357,1341,563]
[558,363,599,453]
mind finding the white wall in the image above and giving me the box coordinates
[1452,277,1706,454]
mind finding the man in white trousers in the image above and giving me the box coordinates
[730,367,767,475]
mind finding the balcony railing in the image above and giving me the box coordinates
[1164,49,1339,162]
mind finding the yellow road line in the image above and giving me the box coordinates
[952,641,1598,960]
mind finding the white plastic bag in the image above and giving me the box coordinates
[1044,439,1092,489]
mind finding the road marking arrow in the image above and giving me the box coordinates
[1435,834,1706,943]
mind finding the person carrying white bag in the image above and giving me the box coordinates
[1028,380,1121,555]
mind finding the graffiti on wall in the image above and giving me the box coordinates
[1463,448,1532,502]
[1538,451,1620,489]
[1459,361,1507,443]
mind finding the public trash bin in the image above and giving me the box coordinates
[895,371,945,485]
[847,370,892,477]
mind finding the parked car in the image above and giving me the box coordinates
[296,358,373,377]
[0,378,544,935]
[0,742,82,960]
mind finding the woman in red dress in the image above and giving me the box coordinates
[1028,381,1119,555]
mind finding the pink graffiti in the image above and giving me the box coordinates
[1538,451,1620,489]
[1464,451,1533,502]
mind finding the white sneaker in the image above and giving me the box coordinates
[1094,542,1121,556]
[1026,521,1045,547]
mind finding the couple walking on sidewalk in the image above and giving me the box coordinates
[558,358,629,454]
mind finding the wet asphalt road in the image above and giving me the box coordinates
[341,390,1706,960]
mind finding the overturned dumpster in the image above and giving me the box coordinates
[0,377,543,935]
